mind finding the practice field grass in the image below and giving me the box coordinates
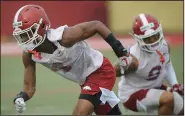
[1,46,183,115]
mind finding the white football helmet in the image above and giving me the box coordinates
[131,13,164,52]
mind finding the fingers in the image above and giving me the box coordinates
[15,98,24,105]
[15,105,26,113]
[171,84,184,96]
[119,55,133,73]
[14,98,26,113]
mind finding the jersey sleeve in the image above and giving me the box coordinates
[47,25,68,42]
[129,43,140,60]
[162,39,171,64]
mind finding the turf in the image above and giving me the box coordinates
[1,46,183,115]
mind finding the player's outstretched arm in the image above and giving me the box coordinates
[60,20,128,57]
[22,52,36,99]
[114,54,139,76]
[164,42,183,95]
[164,42,178,86]
[60,21,111,47]
[13,52,36,113]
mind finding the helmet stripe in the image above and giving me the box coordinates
[139,13,149,26]
[14,5,28,23]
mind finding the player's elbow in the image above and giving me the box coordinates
[81,20,103,32]
[92,20,103,26]
[96,20,105,28]
[91,20,104,31]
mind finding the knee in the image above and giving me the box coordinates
[72,106,93,115]
[73,110,88,115]
[160,91,174,106]
[173,92,184,115]
[73,109,93,115]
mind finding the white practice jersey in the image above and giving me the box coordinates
[32,26,103,85]
[118,40,170,101]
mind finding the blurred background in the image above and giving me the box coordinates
[1,1,183,115]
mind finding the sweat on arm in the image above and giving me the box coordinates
[60,21,128,57]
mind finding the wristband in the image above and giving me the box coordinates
[105,33,128,57]
[14,91,29,103]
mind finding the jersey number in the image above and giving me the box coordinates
[146,65,161,81]
[51,62,72,72]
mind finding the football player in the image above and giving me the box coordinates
[115,13,184,115]
[12,4,132,115]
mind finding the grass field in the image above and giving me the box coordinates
[1,46,183,115]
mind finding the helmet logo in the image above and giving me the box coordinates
[140,23,154,32]
[13,21,23,28]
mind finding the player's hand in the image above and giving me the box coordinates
[160,84,168,90]
[14,98,26,113]
[170,84,184,96]
[119,55,132,74]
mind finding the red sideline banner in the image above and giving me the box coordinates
[1,1,107,37]
[1,35,183,56]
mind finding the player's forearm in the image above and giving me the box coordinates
[77,21,111,40]
[165,61,178,86]
[14,80,36,103]
[22,68,36,100]
[105,34,128,57]
[95,21,112,39]
[79,21,127,57]
[23,85,36,99]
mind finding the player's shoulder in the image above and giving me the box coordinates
[129,43,141,60]
[55,25,68,32]
[47,25,68,34]
[162,39,168,47]
[160,39,170,53]
[46,25,68,42]
[129,43,138,52]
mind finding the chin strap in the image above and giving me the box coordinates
[28,50,42,60]
[156,50,165,64]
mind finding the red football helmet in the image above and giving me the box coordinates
[12,4,51,51]
[131,13,164,52]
